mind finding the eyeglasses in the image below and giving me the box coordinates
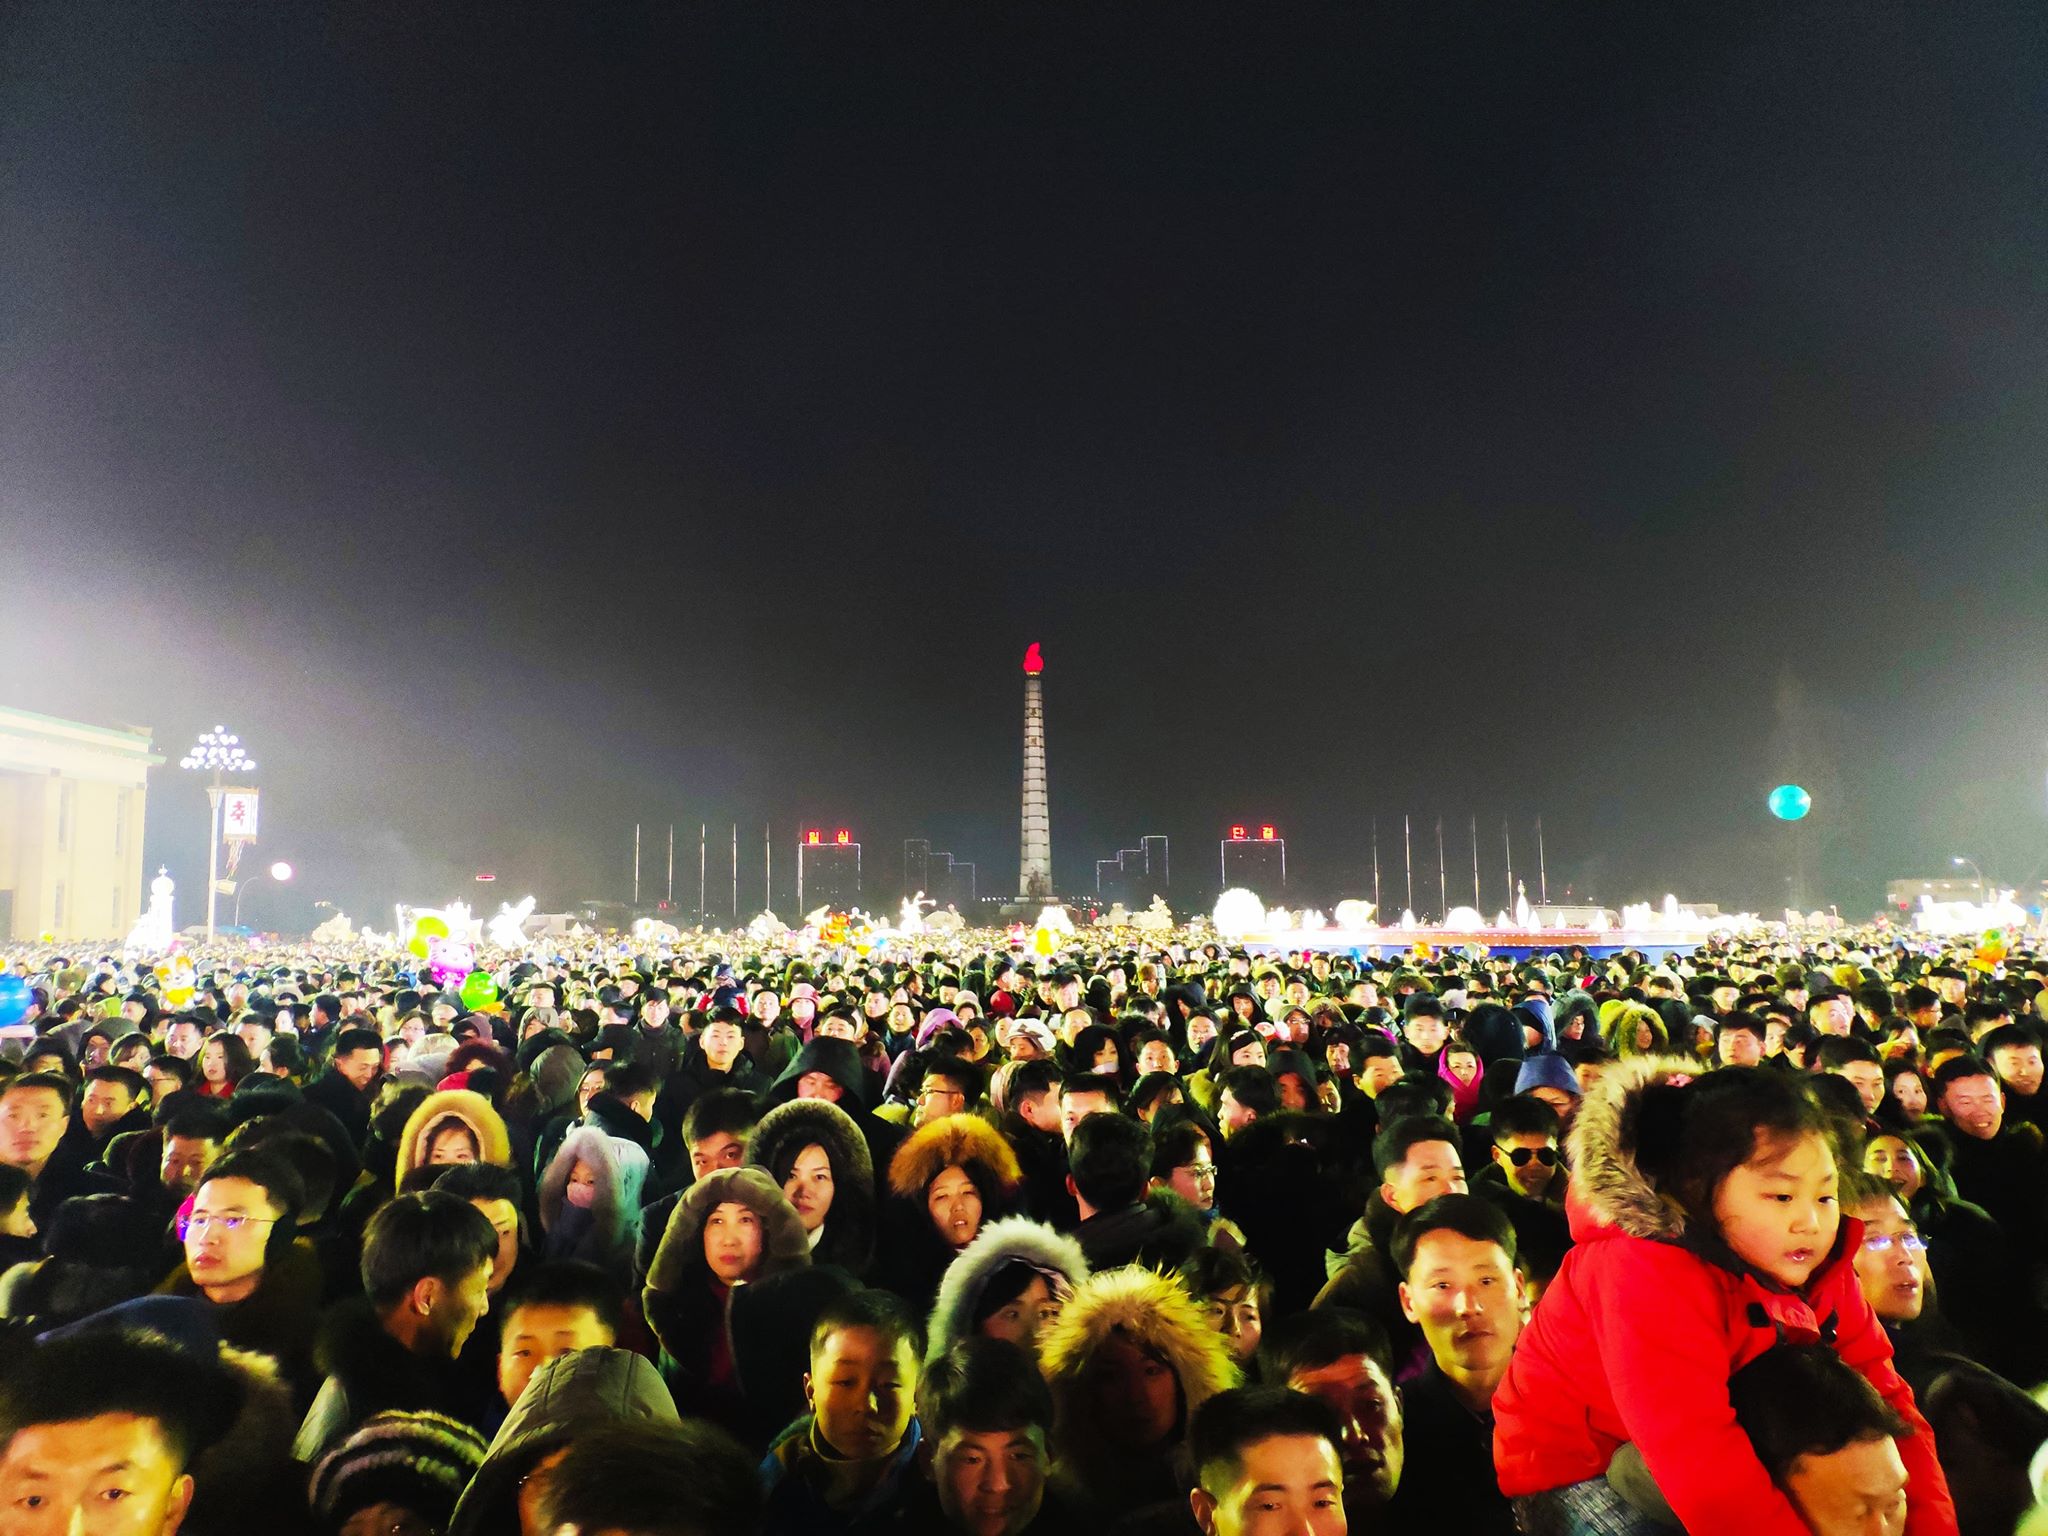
[1505,1147,1559,1167]
[178,1213,277,1241]
[1860,1232,1928,1256]
[918,1085,965,1101]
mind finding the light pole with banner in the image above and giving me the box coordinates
[179,728,257,942]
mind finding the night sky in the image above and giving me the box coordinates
[6,4,2048,927]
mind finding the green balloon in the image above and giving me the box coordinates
[460,971,499,1010]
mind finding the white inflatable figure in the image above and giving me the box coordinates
[1131,896,1175,934]
[631,918,682,944]
[1444,906,1485,930]
[1096,903,1131,928]
[747,910,789,940]
[1915,890,2030,937]
[1298,909,1328,931]
[1514,884,1533,929]
[310,911,355,944]
[1263,906,1297,930]
[1333,900,1376,930]
[1662,894,1681,923]
[488,897,538,950]
[804,905,833,929]
[925,907,965,934]
[358,926,394,950]
[1034,905,1075,938]
[1398,909,1419,930]
[125,868,177,955]
[1211,889,1265,938]
[898,894,932,935]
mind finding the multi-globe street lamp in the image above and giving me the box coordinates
[179,728,256,942]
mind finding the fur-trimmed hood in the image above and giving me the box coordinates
[643,1166,810,1298]
[537,1124,650,1244]
[395,1090,513,1188]
[887,1111,1023,1199]
[1038,1265,1238,1458]
[748,1097,876,1274]
[1567,1052,1705,1242]
[925,1215,1089,1361]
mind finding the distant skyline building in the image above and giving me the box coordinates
[1220,823,1286,897]
[904,837,976,910]
[1141,834,1169,893]
[1095,834,1170,909]
[797,827,861,913]
[1019,644,1052,899]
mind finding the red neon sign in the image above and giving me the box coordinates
[834,829,850,845]
[805,830,821,846]
[1228,825,1246,841]
[1259,825,1276,841]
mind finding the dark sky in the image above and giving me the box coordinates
[6,3,2048,927]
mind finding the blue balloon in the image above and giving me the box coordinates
[1768,784,1812,822]
[0,974,29,1028]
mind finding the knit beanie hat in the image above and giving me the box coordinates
[310,1411,487,1534]
[1514,1052,1582,1099]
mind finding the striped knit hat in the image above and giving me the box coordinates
[309,1411,487,1533]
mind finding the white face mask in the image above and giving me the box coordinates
[565,1177,598,1209]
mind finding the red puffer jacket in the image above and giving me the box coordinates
[1492,1056,1957,1536]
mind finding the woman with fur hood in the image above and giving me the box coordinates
[924,1214,1088,1364]
[536,1124,650,1286]
[1036,1264,1238,1523]
[394,1089,514,1190]
[1494,1055,1956,1536]
[880,1111,1023,1302]
[641,1165,810,1432]
[747,1097,876,1276]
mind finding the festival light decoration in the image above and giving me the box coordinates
[1768,784,1812,821]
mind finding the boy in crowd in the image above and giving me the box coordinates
[911,1338,1066,1536]
[496,1260,623,1408]
[761,1288,925,1535]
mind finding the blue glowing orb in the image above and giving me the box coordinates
[1768,784,1812,822]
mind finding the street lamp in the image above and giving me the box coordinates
[179,728,256,943]
[1952,856,1987,902]
[234,861,294,929]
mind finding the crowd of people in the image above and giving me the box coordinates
[0,921,2045,1535]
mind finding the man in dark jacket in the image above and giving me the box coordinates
[1934,1054,2048,1277]
[1383,1195,1522,1535]
[302,1027,384,1147]
[1,1073,118,1230]
[654,1009,763,1131]
[1067,1113,1203,1272]
[294,1191,501,1460]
